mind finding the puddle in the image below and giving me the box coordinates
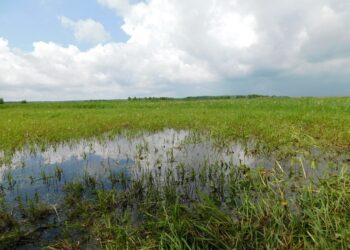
[0,129,261,207]
[0,129,348,210]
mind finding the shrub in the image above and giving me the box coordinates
[0,98,4,104]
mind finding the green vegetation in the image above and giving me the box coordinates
[59,165,350,249]
[1,161,350,249]
[0,97,350,249]
[0,97,349,157]
[0,98,4,104]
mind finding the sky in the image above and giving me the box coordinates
[1,0,350,101]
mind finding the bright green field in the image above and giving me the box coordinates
[1,97,350,156]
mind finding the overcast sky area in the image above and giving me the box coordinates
[1,0,350,101]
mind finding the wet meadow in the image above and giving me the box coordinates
[0,97,350,249]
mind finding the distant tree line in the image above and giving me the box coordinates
[188,95,292,100]
[127,95,290,101]
[0,98,29,104]
[185,94,290,100]
[184,95,269,100]
[127,97,175,101]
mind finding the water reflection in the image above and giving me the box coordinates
[1,129,347,208]
[0,129,259,206]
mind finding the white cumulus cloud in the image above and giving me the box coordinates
[59,16,111,44]
[98,0,131,14]
[1,0,350,101]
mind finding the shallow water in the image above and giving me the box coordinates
[0,129,348,210]
[0,129,262,207]
[1,129,350,250]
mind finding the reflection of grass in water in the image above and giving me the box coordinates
[54,166,63,181]
[0,193,54,249]
[135,140,149,160]
[1,160,350,249]
[6,171,15,190]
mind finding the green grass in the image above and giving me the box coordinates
[0,97,350,157]
[1,97,350,249]
[20,163,350,249]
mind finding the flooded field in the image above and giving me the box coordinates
[1,130,259,207]
[1,98,350,249]
[0,130,349,249]
[2,129,346,212]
